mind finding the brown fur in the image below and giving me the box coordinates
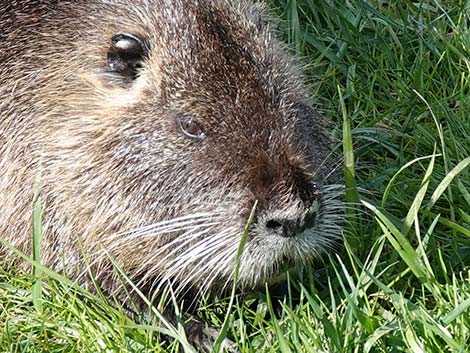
[0,0,342,323]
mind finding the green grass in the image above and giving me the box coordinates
[1,0,469,352]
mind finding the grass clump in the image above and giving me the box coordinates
[1,1,469,352]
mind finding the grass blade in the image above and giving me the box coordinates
[32,192,43,314]
[212,202,257,353]
[401,149,436,236]
[427,156,470,210]
[362,200,428,282]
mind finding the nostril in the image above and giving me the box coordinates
[265,219,296,238]
[266,219,282,229]
[266,219,283,230]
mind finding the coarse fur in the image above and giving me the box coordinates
[0,0,343,349]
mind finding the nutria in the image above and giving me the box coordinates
[0,0,342,350]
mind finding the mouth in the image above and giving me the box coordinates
[279,254,295,270]
[263,255,301,286]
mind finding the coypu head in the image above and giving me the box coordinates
[1,0,342,299]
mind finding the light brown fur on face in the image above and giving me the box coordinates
[0,0,342,311]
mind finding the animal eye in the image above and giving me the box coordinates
[107,32,148,80]
[177,115,206,140]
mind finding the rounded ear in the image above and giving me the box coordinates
[107,32,148,80]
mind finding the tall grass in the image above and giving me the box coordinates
[1,1,469,352]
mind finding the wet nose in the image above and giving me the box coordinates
[264,210,316,238]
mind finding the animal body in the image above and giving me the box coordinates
[0,0,342,350]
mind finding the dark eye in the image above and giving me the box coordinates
[107,32,148,80]
[177,115,206,140]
